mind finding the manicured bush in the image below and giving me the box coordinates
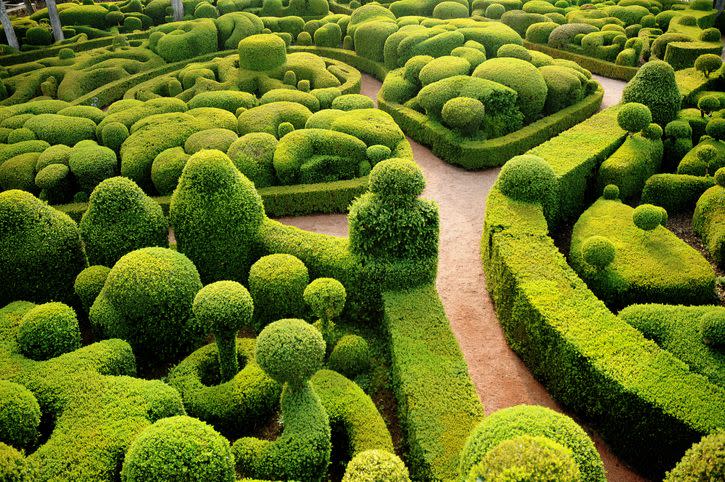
[441,97,485,136]
[693,183,725,268]
[68,144,117,193]
[192,281,254,382]
[80,176,168,267]
[342,450,410,482]
[304,277,346,349]
[151,147,189,195]
[8,128,36,143]
[642,123,663,141]
[701,311,725,348]
[665,431,725,482]
[621,60,681,125]
[237,102,312,138]
[152,19,218,63]
[100,122,129,152]
[633,203,663,231]
[707,118,725,141]
[695,53,723,79]
[473,57,547,122]
[35,163,72,204]
[617,102,652,135]
[18,302,81,361]
[328,334,370,378]
[74,265,111,313]
[0,442,34,481]
[699,95,720,117]
[497,154,557,219]
[249,254,309,331]
[170,150,265,284]
[188,91,257,114]
[238,33,287,72]
[121,416,235,482]
[35,144,71,171]
[581,235,616,269]
[256,318,325,386]
[603,184,620,200]
[331,94,375,111]
[24,114,96,146]
[314,22,342,48]
[0,381,40,450]
[226,133,277,188]
[184,128,238,154]
[485,3,506,19]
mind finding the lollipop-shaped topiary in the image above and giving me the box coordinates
[695,53,722,78]
[342,450,410,482]
[193,281,254,382]
[632,204,664,231]
[304,277,346,350]
[618,103,652,136]
[698,95,720,118]
[581,236,616,270]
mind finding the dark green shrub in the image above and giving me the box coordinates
[35,163,72,204]
[716,167,725,188]
[632,203,663,231]
[170,150,265,284]
[497,154,557,218]
[238,33,287,71]
[297,30,312,45]
[0,190,85,306]
[226,133,277,188]
[304,277,346,350]
[700,28,721,43]
[473,57,547,122]
[617,102,652,135]
[314,22,342,47]
[25,26,52,45]
[342,450,410,482]
[17,302,81,361]
[328,334,370,378]
[256,318,325,386]
[603,184,620,200]
[194,2,218,18]
[74,265,111,313]
[664,431,725,482]
[192,281,254,382]
[80,176,168,267]
[695,54,723,78]
[706,118,725,141]
[621,60,681,125]
[123,16,142,31]
[100,122,129,152]
[0,381,40,450]
[701,311,725,347]
[441,97,485,136]
[249,254,309,331]
[0,152,40,193]
[581,235,615,269]
[121,416,234,482]
[0,442,34,481]
[68,145,117,193]
[151,19,218,63]
[151,147,189,195]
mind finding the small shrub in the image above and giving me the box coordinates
[304,277,346,349]
[695,54,723,79]
[603,184,620,200]
[0,381,40,450]
[68,145,117,193]
[618,103,652,135]
[701,311,725,347]
[632,204,662,231]
[342,450,410,482]
[498,154,557,215]
[238,33,287,71]
[706,118,725,141]
[328,334,370,378]
[256,318,325,386]
[581,236,616,269]
[0,442,34,481]
[249,254,309,331]
[74,265,111,313]
[485,4,506,19]
[441,97,485,136]
[17,302,81,361]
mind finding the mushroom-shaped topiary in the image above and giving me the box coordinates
[698,95,720,117]
[618,103,652,136]
[238,34,287,72]
[465,435,581,482]
[602,184,620,200]
[342,450,410,482]
[441,97,486,136]
[0,442,34,481]
[664,431,725,482]
[304,277,346,350]
[17,302,81,361]
[74,265,111,314]
[249,254,309,331]
[192,281,254,382]
[715,167,725,188]
[701,311,725,347]
[498,154,557,218]
[328,334,371,378]
[0,381,41,450]
[632,204,663,231]
[706,118,725,142]
[256,318,325,386]
[695,53,723,78]
[581,236,615,270]
[121,416,235,482]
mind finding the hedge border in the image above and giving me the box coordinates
[523,40,639,81]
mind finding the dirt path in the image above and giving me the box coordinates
[278,74,647,481]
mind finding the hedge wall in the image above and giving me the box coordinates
[524,40,639,81]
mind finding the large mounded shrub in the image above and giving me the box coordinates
[621,60,681,125]
[248,254,309,331]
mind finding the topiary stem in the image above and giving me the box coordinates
[216,333,239,382]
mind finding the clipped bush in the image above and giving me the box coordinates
[498,154,557,217]
[331,94,375,111]
[256,318,325,386]
[664,431,725,482]
[74,265,111,313]
[68,145,117,193]
[473,57,547,122]
[249,254,309,331]
[485,3,506,19]
[238,33,287,71]
[698,95,720,117]
[617,102,652,135]
[35,163,72,204]
[342,450,410,482]
[633,203,664,231]
[17,302,81,361]
[0,381,40,450]
[328,334,370,378]
[695,53,723,78]
[151,147,189,195]
[621,60,681,125]
[441,97,485,136]
[100,122,129,152]
[0,442,34,481]
[226,133,277,188]
[184,128,238,154]
[8,128,35,143]
[24,114,96,146]
[701,311,725,347]
[706,118,725,141]
[603,184,620,200]
[581,235,616,269]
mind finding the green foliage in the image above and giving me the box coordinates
[188,90,257,113]
[249,254,309,331]
[151,19,218,63]
[485,3,506,19]
[256,318,324,386]
[342,450,410,482]
[328,334,370,378]
[641,173,714,214]
[17,302,81,361]
[74,265,111,313]
[581,235,615,269]
[701,312,725,348]
[304,277,346,321]
[184,128,238,154]
[497,154,557,219]
[633,203,663,230]
[239,33,287,71]
[0,442,34,481]
[226,133,277,188]
[170,150,264,283]
[473,57,547,122]
[441,96,485,136]
[617,102,652,134]
[0,381,40,450]
[698,95,720,116]
[693,184,725,269]
[121,416,235,482]
[597,130,663,201]
[237,102,312,138]
[695,53,722,78]
[100,122,129,153]
[621,60,681,125]
[68,144,117,193]
[603,184,620,200]
[151,147,189,195]
[665,431,725,482]
[331,94,375,111]
[8,128,36,144]
[707,118,725,141]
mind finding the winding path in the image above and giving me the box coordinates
[278,74,648,481]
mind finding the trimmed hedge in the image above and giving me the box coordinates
[524,40,638,80]
[641,173,715,213]
[693,185,725,268]
[597,131,663,201]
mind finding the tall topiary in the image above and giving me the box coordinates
[304,277,346,350]
[192,281,254,382]
[248,254,309,331]
[0,190,86,306]
[80,177,169,267]
[621,60,681,125]
[170,150,265,284]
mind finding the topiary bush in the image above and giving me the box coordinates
[151,147,189,195]
[184,128,238,154]
[701,311,725,348]
[68,144,117,193]
[35,163,72,204]
[632,203,663,231]
[100,122,129,153]
[24,114,96,146]
[304,277,346,350]
[621,60,681,126]
[342,449,410,482]
[617,102,652,135]
[328,334,371,378]
[707,118,725,141]
[441,96,485,136]
[698,95,720,118]
[226,132,278,188]
[664,431,725,482]
[0,442,34,481]
[249,254,309,331]
[74,265,111,314]
[121,416,235,482]
[0,381,40,450]
[695,53,723,79]
[238,33,287,72]
[497,154,557,220]
[80,176,168,267]
[581,235,616,270]
[17,302,81,361]
[603,184,620,200]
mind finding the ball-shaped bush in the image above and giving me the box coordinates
[706,118,725,141]
[194,2,218,18]
[603,184,620,200]
[256,318,325,386]
[633,204,663,231]
[151,147,189,195]
[249,254,309,330]
[695,53,723,78]
[68,145,117,193]
[8,128,36,143]
[642,123,663,140]
[74,265,111,313]
[465,435,580,482]
[715,167,725,187]
[226,133,278,188]
[238,34,287,71]
[496,43,532,62]
[304,278,346,322]
[366,144,392,165]
[617,103,652,134]
[342,449,410,482]
[25,26,51,46]
[665,120,692,139]
[278,121,295,138]
[700,28,721,42]
[581,236,616,270]
[123,16,142,31]
[58,48,74,60]
[701,311,725,347]
[101,122,129,152]
[485,3,506,19]
[621,60,681,125]
[368,158,425,199]
[441,97,485,135]
[193,280,254,335]
[698,95,721,116]
[121,416,234,482]
[328,334,371,378]
[17,302,81,361]
[498,155,557,206]
[0,442,34,481]
[0,381,40,450]
[664,431,725,482]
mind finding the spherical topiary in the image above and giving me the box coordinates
[485,3,506,19]
[17,302,81,361]
[328,334,370,378]
[151,147,189,195]
[68,145,117,193]
[642,122,663,140]
[226,132,278,188]
[465,435,580,482]
[58,47,75,60]
[0,381,40,450]
[695,54,723,78]
[603,184,620,200]
[192,280,254,381]
[617,102,652,135]
[697,145,718,169]
[699,95,721,117]
[35,144,71,172]
[25,26,52,46]
[342,449,410,482]
[238,33,287,72]
[297,31,312,46]
[123,16,143,31]
[658,206,668,226]
[665,120,692,139]
[249,254,309,331]
[35,163,71,203]
[664,431,725,482]
[706,118,725,141]
[441,97,485,135]
[277,121,295,138]
[121,416,234,482]
[304,278,346,321]
[621,60,681,125]
[632,204,662,231]
[368,158,425,200]
[74,265,111,313]
[256,318,325,386]
[101,121,129,152]
[701,311,725,347]
[715,167,725,188]
[366,144,392,165]
[498,155,557,208]
[459,405,605,481]
[0,442,34,481]
[581,236,615,270]
[497,43,532,62]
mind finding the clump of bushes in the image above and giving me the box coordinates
[581,236,616,270]
[74,265,111,313]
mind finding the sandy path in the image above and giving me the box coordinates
[278,74,646,481]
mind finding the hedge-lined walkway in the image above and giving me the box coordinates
[279,74,647,482]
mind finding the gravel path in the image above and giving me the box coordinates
[278,74,647,481]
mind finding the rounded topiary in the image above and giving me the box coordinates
[8,128,35,144]
[498,155,557,208]
[441,97,485,136]
[249,254,309,331]
[35,144,71,171]
[642,122,663,140]
[0,381,40,450]
[151,147,189,195]
[695,53,723,78]
[226,133,277,188]
[74,265,111,313]
[485,3,506,19]
[465,435,580,482]
[473,57,547,122]
[497,43,532,62]
[621,60,681,125]
[297,31,312,46]
[658,206,668,226]
[366,144,392,165]
[368,158,425,200]
[328,334,370,378]
[603,184,620,200]
[238,33,287,71]
[305,277,346,349]
[581,236,615,270]
[101,122,129,152]
[706,118,725,141]
[342,449,410,482]
[0,442,34,481]
[633,204,663,231]
[277,121,294,138]
[255,318,325,386]
[121,416,234,482]
[35,163,71,203]
[68,145,117,193]
[58,48,75,60]
[698,95,721,117]
[80,176,168,267]
[701,311,725,347]
[25,26,51,46]
[331,94,375,111]
[715,167,725,188]
[194,2,218,18]
[665,120,692,139]
[17,302,81,361]
[664,431,725,482]
[184,128,238,154]
[192,281,254,382]
[123,16,143,31]
[617,102,652,135]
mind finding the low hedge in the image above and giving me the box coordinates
[693,185,725,268]
[597,132,663,201]
[641,173,715,213]
[523,40,639,81]
[383,284,484,480]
